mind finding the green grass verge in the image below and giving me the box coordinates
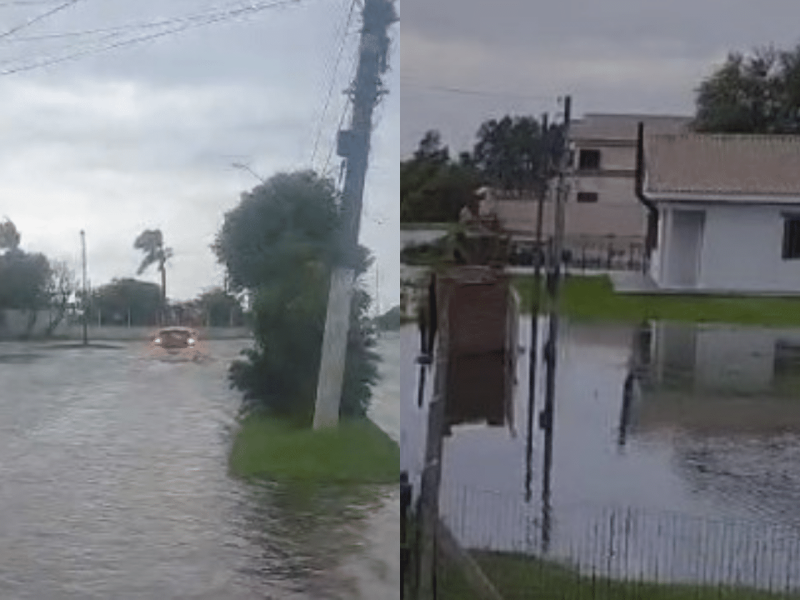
[438,551,800,600]
[513,275,800,326]
[229,414,399,484]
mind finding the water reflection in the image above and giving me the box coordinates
[629,322,800,435]
[401,318,800,586]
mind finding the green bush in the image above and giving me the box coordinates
[228,263,380,425]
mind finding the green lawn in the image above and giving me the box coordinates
[513,275,800,326]
[229,415,399,484]
[438,551,800,600]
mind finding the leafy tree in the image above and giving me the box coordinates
[212,171,369,287]
[196,287,243,327]
[134,229,173,306]
[400,119,562,223]
[90,278,161,326]
[694,44,800,133]
[44,260,77,336]
[472,114,563,194]
[214,170,380,424]
[0,217,20,252]
[0,247,51,310]
[401,130,482,223]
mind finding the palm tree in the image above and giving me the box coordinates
[0,217,20,253]
[134,229,173,323]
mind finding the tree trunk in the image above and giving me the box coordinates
[22,309,38,340]
[44,296,68,337]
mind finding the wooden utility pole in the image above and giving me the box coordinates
[540,95,571,552]
[313,0,397,429]
[80,230,88,346]
[525,112,549,502]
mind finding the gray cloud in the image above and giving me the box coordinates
[402,0,800,155]
[0,0,399,309]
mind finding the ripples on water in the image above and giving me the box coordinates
[0,339,398,599]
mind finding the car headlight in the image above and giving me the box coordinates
[154,338,161,344]
[187,338,195,345]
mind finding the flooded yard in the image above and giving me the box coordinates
[402,318,800,588]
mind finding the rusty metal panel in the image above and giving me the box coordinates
[436,266,516,430]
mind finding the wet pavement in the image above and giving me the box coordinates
[0,334,398,599]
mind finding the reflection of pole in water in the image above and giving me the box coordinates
[541,406,554,554]
[618,322,650,448]
[526,112,550,504]
[619,372,635,448]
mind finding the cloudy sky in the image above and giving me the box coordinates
[401,0,800,156]
[0,0,399,312]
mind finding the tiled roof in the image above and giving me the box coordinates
[644,133,800,199]
[571,114,691,141]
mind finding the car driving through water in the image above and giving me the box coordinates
[149,326,204,361]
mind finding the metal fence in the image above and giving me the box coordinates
[508,236,648,273]
[416,484,800,598]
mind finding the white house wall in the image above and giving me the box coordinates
[654,208,672,284]
[695,203,800,293]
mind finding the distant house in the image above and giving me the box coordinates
[477,113,690,265]
[636,128,800,293]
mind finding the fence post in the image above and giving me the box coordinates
[581,242,587,272]
[401,471,411,599]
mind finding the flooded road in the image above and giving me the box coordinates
[0,335,398,599]
[402,319,800,588]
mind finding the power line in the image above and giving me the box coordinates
[310,0,356,170]
[0,0,300,76]
[401,76,555,101]
[0,0,288,43]
[0,0,83,42]
[0,1,71,7]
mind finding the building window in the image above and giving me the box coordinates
[578,149,601,170]
[576,192,598,203]
[782,216,800,259]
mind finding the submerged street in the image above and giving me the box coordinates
[0,333,399,599]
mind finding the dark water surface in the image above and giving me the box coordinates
[402,319,800,588]
[0,337,398,599]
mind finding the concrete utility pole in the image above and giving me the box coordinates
[313,0,397,429]
[80,230,88,346]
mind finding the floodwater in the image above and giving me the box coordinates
[401,319,800,588]
[0,334,398,599]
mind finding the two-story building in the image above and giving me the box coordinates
[478,113,691,266]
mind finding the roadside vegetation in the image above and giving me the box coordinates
[229,415,397,483]
[214,170,396,483]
